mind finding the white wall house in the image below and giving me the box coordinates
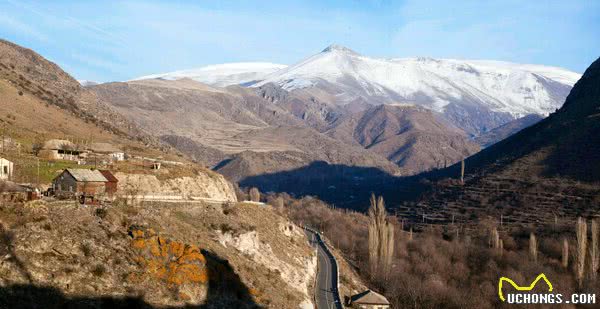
[0,157,14,180]
[109,152,125,161]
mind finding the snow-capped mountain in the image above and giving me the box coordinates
[78,80,99,86]
[254,44,581,135]
[133,62,287,87]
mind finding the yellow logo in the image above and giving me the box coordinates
[498,273,553,301]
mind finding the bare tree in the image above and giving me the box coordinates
[249,187,260,202]
[368,194,394,278]
[529,232,538,262]
[562,238,569,268]
[491,227,500,250]
[576,217,587,287]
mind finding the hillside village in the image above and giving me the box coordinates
[0,135,196,203]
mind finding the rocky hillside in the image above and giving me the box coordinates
[0,39,153,145]
[410,57,600,225]
[0,39,233,194]
[0,200,317,308]
[0,39,80,108]
[327,104,480,174]
[88,78,401,176]
[455,56,600,181]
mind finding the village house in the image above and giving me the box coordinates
[0,181,39,202]
[0,157,14,180]
[52,168,119,201]
[348,290,390,309]
[38,139,86,161]
[87,142,125,162]
[52,168,107,196]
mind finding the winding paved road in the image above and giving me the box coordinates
[304,228,343,309]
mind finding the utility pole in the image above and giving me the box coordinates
[37,157,40,186]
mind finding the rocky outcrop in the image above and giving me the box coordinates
[115,172,237,202]
[217,222,317,306]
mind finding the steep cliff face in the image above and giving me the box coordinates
[114,171,238,202]
[217,220,317,305]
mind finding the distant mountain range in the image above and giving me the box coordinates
[134,62,287,87]
[109,44,582,199]
[136,44,580,136]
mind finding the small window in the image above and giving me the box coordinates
[3,166,7,174]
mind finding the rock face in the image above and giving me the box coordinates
[128,226,208,304]
[217,218,317,306]
[115,172,238,202]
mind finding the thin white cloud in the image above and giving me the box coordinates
[6,0,126,47]
[70,53,124,74]
[0,12,48,42]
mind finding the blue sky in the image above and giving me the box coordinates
[1,0,598,82]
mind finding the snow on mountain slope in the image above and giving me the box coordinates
[255,44,580,124]
[78,80,99,86]
[134,62,287,87]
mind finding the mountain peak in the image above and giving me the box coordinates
[321,44,359,55]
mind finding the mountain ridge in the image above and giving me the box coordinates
[253,44,579,135]
[133,62,287,87]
